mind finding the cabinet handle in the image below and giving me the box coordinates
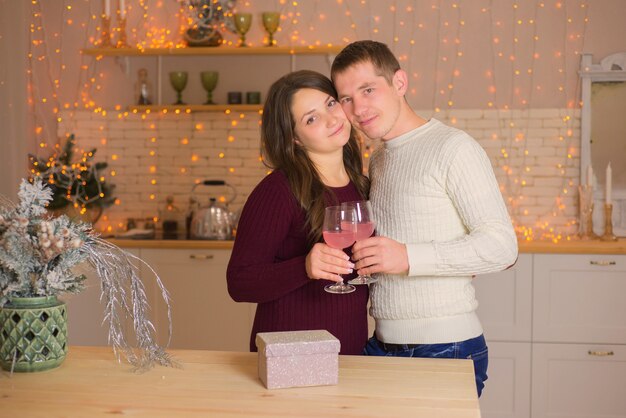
[589,260,616,266]
[588,350,614,356]
[189,254,214,260]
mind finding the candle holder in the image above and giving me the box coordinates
[116,16,130,48]
[100,16,113,48]
[578,185,599,240]
[600,203,618,241]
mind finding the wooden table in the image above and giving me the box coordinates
[0,346,481,418]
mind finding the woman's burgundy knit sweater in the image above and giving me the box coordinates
[227,170,369,355]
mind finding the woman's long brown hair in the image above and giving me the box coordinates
[261,70,369,244]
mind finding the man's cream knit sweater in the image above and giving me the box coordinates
[369,118,518,344]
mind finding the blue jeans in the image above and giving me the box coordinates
[363,334,489,397]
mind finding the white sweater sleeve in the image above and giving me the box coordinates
[406,136,518,276]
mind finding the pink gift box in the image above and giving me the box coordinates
[256,330,340,389]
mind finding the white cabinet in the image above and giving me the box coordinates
[65,248,141,346]
[475,254,533,342]
[141,248,255,351]
[533,254,626,344]
[476,253,626,418]
[475,254,532,418]
[66,247,255,352]
[479,342,532,418]
[531,343,626,418]
[531,254,626,418]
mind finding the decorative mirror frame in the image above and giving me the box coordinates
[579,52,626,183]
[579,52,626,236]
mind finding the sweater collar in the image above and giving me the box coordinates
[383,118,438,150]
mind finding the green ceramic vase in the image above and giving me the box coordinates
[0,296,68,372]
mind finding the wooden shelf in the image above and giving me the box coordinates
[87,45,341,112]
[82,45,343,57]
[128,104,263,113]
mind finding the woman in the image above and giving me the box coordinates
[227,70,370,355]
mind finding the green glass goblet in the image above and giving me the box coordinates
[169,71,188,105]
[262,12,280,47]
[233,13,252,47]
[200,71,219,105]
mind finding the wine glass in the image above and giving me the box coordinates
[233,13,252,47]
[200,71,219,105]
[323,205,357,294]
[342,201,378,285]
[169,71,188,105]
[261,12,280,47]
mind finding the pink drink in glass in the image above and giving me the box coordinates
[323,205,357,294]
[355,221,375,240]
[323,230,356,249]
[341,201,378,285]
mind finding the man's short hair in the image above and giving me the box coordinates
[331,40,401,85]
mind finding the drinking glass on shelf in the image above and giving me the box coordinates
[341,200,378,285]
[169,71,188,105]
[261,12,280,46]
[322,205,357,294]
[200,71,219,105]
[233,13,252,47]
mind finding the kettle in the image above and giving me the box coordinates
[189,180,238,240]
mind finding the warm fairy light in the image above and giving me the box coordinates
[21,1,589,242]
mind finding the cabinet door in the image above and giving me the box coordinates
[474,254,532,342]
[65,249,141,346]
[532,343,626,418]
[141,248,254,351]
[479,341,531,418]
[533,254,626,344]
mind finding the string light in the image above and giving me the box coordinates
[22,1,591,239]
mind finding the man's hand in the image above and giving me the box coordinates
[306,243,355,282]
[351,236,409,276]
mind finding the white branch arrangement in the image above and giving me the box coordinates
[0,179,176,371]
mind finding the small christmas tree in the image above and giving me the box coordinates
[28,134,116,211]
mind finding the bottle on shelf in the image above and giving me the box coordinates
[186,196,199,239]
[160,195,181,240]
[134,68,153,105]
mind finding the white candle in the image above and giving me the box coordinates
[587,165,593,187]
[119,0,126,18]
[104,0,110,17]
[606,162,612,205]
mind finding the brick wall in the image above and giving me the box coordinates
[59,108,581,239]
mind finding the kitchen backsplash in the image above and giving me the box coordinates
[58,108,591,239]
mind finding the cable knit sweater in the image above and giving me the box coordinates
[368,118,518,345]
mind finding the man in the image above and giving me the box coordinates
[331,40,518,397]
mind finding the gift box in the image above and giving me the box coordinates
[256,330,340,389]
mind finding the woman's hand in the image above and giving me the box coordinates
[305,243,355,283]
